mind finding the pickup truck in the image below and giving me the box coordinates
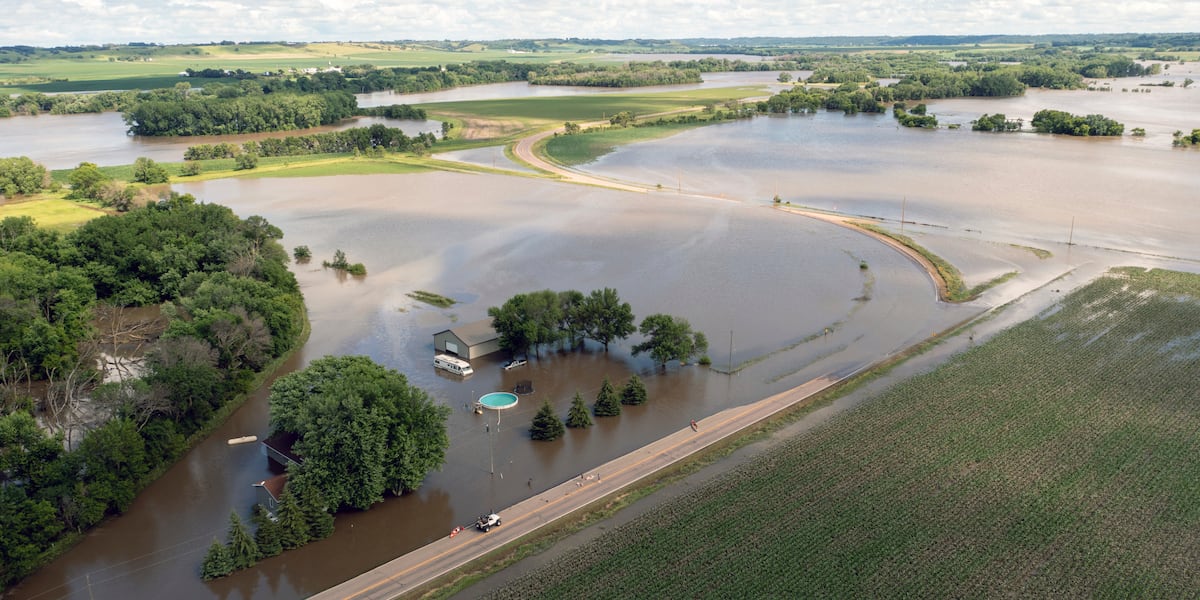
[475,513,502,532]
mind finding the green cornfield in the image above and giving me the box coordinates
[484,267,1200,598]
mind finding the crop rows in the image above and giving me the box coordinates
[482,268,1200,599]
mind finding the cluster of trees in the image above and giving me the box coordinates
[665,57,803,73]
[528,63,702,87]
[0,196,304,588]
[266,355,451,511]
[1174,129,1200,147]
[0,156,50,197]
[879,69,1027,101]
[124,90,358,136]
[530,374,649,441]
[322,249,366,276]
[973,113,1023,132]
[66,161,159,212]
[759,84,884,115]
[184,125,436,160]
[892,103,938,128]
[201,489,332,580]
[1031,109,1124,136]
[487,288,707,367]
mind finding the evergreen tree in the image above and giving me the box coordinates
[566,391,593,428]
[199,538,234,581]
[530,400,565,441]
[297,484,335,540]
[593,377,621,417]
[251,504,283,558]
[225,510,260,571]
[621,374,648,406]
[275,488,310,550]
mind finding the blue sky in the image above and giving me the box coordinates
[2,0,1198,46]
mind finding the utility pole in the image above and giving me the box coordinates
[1068,216,1075,246]
[728,330,734,374]
[901,195,907,233]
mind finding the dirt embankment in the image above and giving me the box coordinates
[776,206,952,302]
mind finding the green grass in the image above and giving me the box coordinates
[233,158,430,178]
[420,87,768,126]
[482,267,1200,599]
[0,195,108,231]
[543,122,706,166]
[858,223,971,301]
[406,291,456,308]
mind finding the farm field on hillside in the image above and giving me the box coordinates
[483,267,1200,599]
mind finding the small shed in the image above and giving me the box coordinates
[253,474,288,515]
[433,318,500,359]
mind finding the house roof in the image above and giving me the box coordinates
[262,430,303,465]
[437,318,498,347]
[255,474,288,501]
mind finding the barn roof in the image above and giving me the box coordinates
[437,318,498,347]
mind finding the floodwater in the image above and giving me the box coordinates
[0,114,441,170]
[11,75,1200,600]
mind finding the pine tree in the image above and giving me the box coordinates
[566,391,593,428]
[225,510,260,571]
[593,377,621,417]
[621,374,648,405]
[199,538,234,581]
[297,485,335,541]
[251,504,283,558]
[275,488,311,550]
[530,399,565,441]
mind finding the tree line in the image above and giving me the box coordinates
[123,90,358,136]
[528,62,702,87]
[487,288,708,368]
[183,124,437,160]
[530,374,649,442]
[1030,109,1124,136]
[0,195,305,589]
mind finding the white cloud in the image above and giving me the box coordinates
[0,0,1197,45]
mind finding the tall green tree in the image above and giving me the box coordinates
[594,378,621,417]
[566,391,593,428]
[267,355,450,510]
[530,399,565,441]
[621,374,648,406]
[557,290,586,349]
[631,314,709,369]
[0,157,49,197]
[250,504,283,558]
[580,288,636,351]
[0,486,63,588]
[66,162,109,200]
[274,488,310,550]
[488,290,563,359]
[132,157,170,184]
[225,511,260,571]
[199,538,234,581]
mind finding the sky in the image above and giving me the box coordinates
[2,0,1199,47]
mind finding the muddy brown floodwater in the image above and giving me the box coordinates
[10,171,972,600]
[11,75,1199,600]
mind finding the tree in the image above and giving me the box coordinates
[563,121,581,135]
[296,484,335,540]
[609,111,635,127]
[234,152,259,170]
[274,488,310,550]
[579,288,636,351]
[132,157,170,184]
[530,399,564,441]
[180,161,202,176]
[593,377,621,417]
[199,538,234,580]
[293,245,312,261]
[621,374,647,406]
[777,72,792,83]
[488,290,563,359]
[0,157,49,197]
[225,511,260,571]
[565,391,592,428]
[250,504,283,558]
[557,290,585,349]
[0,486,63,587]
[66,162,109,200]
[267,355,450,510]
[631,314,709,368]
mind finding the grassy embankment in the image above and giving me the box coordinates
[856,222,1017,301]
[421,86,767,149]
[476,267,1200,599]
[0,194,109,231]
[541,121,711,166]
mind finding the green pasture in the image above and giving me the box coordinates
[0,195,108,231]
[420,86,768,126]
[486,267,1200,598]
[543,122,707,166]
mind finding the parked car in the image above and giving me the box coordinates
[502,358,527,370]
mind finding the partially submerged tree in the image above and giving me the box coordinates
[631,314,709,369]
[580,287,635,351]
[530,399,565,441]
[621,374,647,406]
[199,538,234,581]
[566,391,593,428]
[593,377,621,417]
[225,511,260,571]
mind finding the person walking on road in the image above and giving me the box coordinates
[690,419,698,431]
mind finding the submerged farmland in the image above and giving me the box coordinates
[486,267,1200,599]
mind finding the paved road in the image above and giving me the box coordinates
[312,375,840,600]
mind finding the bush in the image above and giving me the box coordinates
[180,161,202,176]
[132,157,170,183]
[293,245,312,261]
[234,153,259,170]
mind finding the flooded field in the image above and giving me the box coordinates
[10,73,1200,599]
